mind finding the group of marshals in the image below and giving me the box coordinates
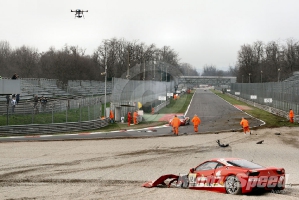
[111,108,296,135]
[170,114,201,136]
[170,114,253,136]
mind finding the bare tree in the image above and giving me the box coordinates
[0,38,194,84]
[282,38,299,75]
[0,41,12,77]
[180,63,199,76]
[10,45,40,78]
[202,65,218,76]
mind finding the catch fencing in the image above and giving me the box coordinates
[111,77,175,103]
[110,77,175,120]
[0,95,111,127]
[227,80,299,120]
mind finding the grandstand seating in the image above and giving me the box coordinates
[67,80,112,96]
[1,78,112,101]
[283,75,299,82]
[0,78,112,115]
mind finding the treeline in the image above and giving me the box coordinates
[201,65,236,77]
[201,38,299,83]
[0,38,199,83]
[236,39,299,83]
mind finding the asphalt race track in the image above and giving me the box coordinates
[180,89,262,133]
[0,89,263,142]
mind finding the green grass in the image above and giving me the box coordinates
[213,90,298,128]
[158,91,194,114]
[94,92,194,132]
[0,105,103,126]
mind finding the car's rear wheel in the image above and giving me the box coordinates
[225,175,242,195]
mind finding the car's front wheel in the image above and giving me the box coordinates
[225,175,242,195]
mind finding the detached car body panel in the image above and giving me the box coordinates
[142,158,285,195]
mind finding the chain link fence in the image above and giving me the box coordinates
[224,80,299,120]
[0,95,111,126]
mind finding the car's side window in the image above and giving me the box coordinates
[215,163,225,169]
[195,161,219,171]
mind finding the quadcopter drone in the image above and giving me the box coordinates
[71,9,88,18]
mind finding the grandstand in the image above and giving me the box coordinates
[0,78,112,116]
[282,71,299,82]
[0,78,112,101]
[67,80,112,96]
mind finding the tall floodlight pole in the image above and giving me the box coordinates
[153,59,156,80]
[104,47,107,118]
[143,58,145,80]
[161,63,163,82]
[248,73,251,83]
[165,65,168,101]
[261,71,263,83]
[126,45,131,79]
[278,68,280,82]
[154,52,159,80]
[165,66,168,82]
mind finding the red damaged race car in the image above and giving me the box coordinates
[142,158,285,195]
[169,115,190,126]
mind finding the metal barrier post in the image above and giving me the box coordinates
[66,103,68,123]
[88,105,90,121]
[52,105,54,123]
[6,106,8,125]
[32,108,34,124]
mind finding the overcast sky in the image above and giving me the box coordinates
[2,0,299,73]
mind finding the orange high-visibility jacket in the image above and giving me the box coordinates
[191,116,201,126]
[171,116,181,127]
[240,118,249,127]
[133,111,138,118]
[289,110,294,118]
[110,110,114,119]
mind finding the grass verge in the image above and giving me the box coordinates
[213,90,298,128]
[91,91,194,132]
[158,91,194,114]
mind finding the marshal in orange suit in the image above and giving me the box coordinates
[171,115,181,136]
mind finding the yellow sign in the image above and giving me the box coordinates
[138,102,142,109]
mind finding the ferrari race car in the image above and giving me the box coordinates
[169,115,190,126]
[143,158,285,195]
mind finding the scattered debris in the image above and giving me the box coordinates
[256,140,264,144]
[216,140,229,147]
[214,132,219,134]
[275,133,281,135]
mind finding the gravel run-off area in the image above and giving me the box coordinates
[0,127,298,200]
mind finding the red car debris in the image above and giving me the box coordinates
[169,115,190,126]
[142,158,285,195]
